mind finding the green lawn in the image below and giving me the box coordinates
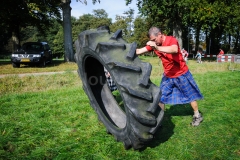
[0,59,78,75]
[0,58,240,159]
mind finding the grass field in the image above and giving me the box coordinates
[0,59,78,75]
[0,57,240,160]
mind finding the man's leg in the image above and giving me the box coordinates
[158,102,165,111]
[190,101,203,126]
[191,101,200,116]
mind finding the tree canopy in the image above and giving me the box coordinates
[126,0,240,53]
[1,0,240,57]
[0,0,62,37]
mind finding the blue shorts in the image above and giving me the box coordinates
[160,70,203,104]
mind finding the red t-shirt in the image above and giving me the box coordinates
[146,36,188,78]
[219,50,224,55]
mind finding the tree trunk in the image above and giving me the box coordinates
[11,32,20,52]
[195,25,201,53]
[234,31,239,51]
[62,0,74,62]
[173,23,183,49]
[205,29,210,54]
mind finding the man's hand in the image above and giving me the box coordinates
[146,41,157,49]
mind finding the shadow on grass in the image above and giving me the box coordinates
[140,104,193,151]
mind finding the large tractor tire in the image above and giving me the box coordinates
[74,26,164,150]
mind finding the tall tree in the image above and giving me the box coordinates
[72,14,95,41]
[123,8,135,41]
[110,8,135,42]
[61,0,101,62]
[131,16,149,47]
[127,0,240,54]
[126,0,191,49]
[110,15,128,38]
[72,9,111,42]
[0,0,101,60]
[53,25,65,58]
[0,0,62,51]
[92,9,112,28]
[61,0,74,62]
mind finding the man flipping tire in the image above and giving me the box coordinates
[136,26,203,127]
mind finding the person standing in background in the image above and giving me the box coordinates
[218,48,224,56]
[195,50,202,63]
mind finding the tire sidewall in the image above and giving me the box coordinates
[78,48,130,139]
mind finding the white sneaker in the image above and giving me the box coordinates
[191,113,203,126]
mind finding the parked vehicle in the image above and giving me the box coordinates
[11,42,52,68]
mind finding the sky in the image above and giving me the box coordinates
[70,0,139,22]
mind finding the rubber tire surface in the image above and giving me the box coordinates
[75,27,164,150]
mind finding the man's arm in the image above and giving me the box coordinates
[147,41,178,54]
[136,47,149,55]
[156,45,178,54]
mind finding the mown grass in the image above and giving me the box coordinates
[0,72,81,95]
[0,59,77,75]
[0,57,240,159]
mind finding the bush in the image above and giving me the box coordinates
[0,54,11,59]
